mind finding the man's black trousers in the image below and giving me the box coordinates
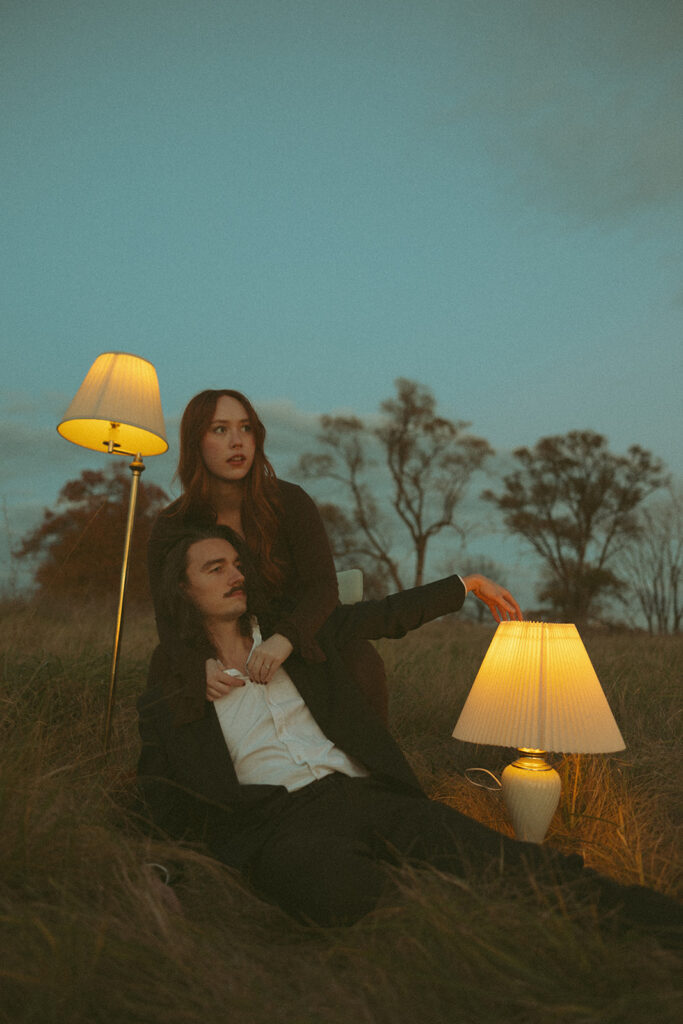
[217,772,582,925]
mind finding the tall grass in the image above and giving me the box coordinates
[1,602,680,1024]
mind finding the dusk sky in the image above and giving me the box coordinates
[2,0,681,599]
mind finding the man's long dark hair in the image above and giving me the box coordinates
[160,526,270,651]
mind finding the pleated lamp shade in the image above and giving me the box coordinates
[57,352,168,456]
[453,621,625,754]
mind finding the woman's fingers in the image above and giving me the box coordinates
[205,658,244,700]
[246,634,294,684]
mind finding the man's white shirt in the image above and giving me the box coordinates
[213,620,369,791]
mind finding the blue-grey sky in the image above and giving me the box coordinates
[2,0,681,597]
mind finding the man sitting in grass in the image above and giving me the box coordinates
[137,526,680,938]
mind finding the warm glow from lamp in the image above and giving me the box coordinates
[57,351,168,456]
[453,621,625,842]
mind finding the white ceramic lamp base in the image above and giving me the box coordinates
[501,752,561,844]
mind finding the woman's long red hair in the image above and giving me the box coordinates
[175,389,284,590]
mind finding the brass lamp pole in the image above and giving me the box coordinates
[57,352,168,753]
[104,450,145,751]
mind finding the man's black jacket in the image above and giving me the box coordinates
[136,574,466,859]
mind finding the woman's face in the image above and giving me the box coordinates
[200,395,257,484]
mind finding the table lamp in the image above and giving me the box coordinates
[57,352,168,752]
[452,621,625,843]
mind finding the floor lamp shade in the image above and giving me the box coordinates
[452,621,625,843]
[57,351,168,456]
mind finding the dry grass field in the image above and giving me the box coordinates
[1,597,681,1024]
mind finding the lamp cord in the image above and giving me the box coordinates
[464,767,502,791]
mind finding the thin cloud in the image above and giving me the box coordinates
[440,0,683,222]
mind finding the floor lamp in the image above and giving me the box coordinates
[453,621,625,843]
[57,352,168,753]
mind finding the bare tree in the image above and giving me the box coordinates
[316,501,396,598]
[296,379,493,589]
[483,430,668,623]
[616,488,682,633]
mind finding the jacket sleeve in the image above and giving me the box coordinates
[271,483,339,662]
[322,575,467,648]
[136,649,193,839]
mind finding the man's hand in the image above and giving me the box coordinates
[205,658,245,702]
[246,633,294,684]
[462,574,523,622]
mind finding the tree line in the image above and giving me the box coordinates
[13,378,681,633]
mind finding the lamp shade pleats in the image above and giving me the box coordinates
[452,621,625,754]
[57,352,168,456]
